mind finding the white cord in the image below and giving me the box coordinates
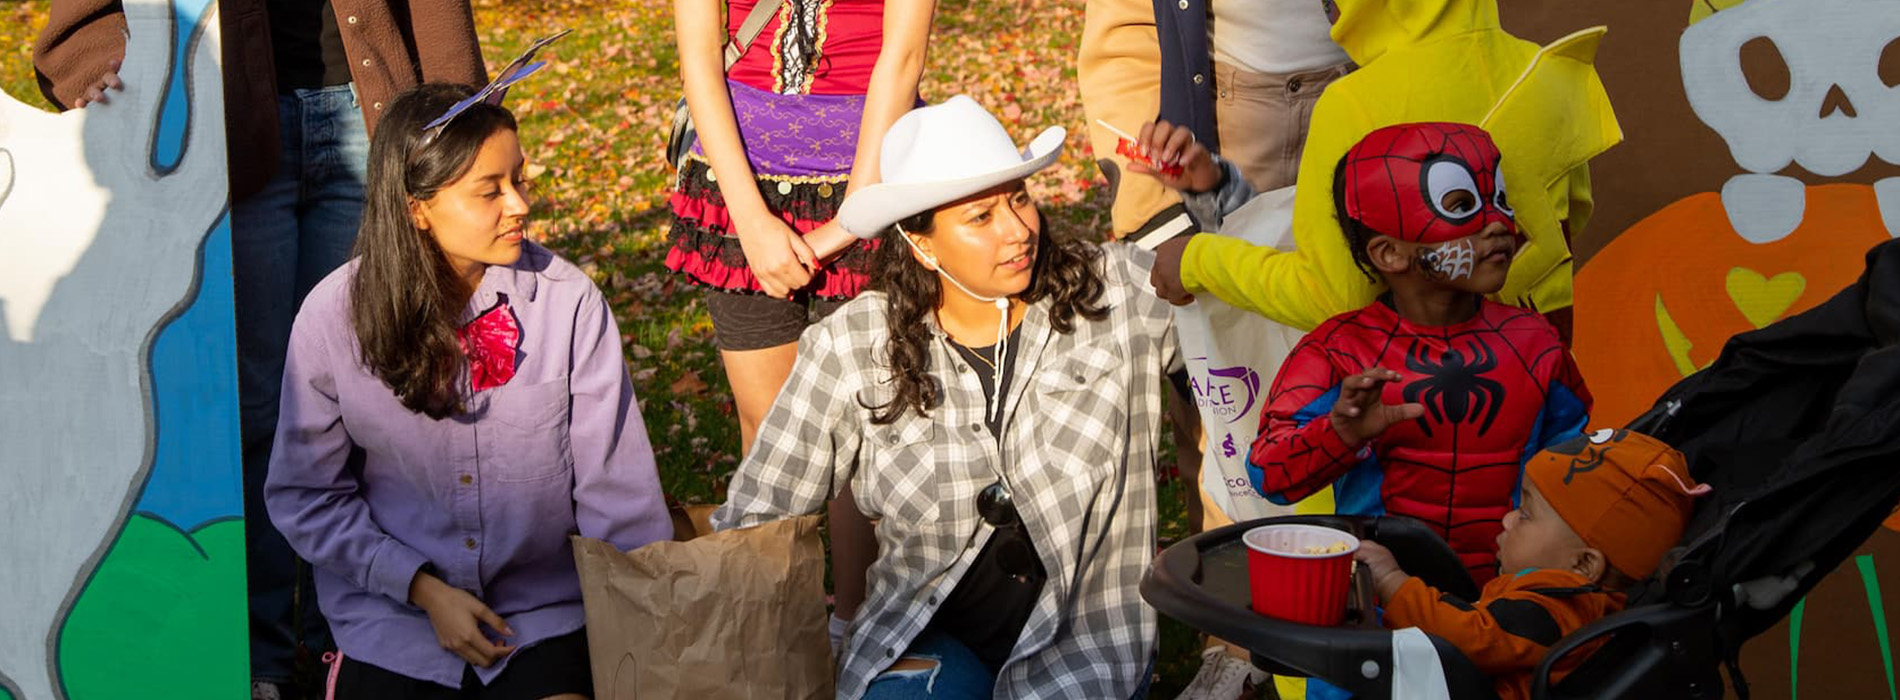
[897,224,1011,424]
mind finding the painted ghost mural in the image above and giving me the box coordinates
[0,0,247,697]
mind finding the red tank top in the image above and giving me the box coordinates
[725,0,884,95]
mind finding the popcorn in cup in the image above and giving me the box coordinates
[1244,524,1361,626]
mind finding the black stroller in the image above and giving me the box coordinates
[1142,239,1900,699]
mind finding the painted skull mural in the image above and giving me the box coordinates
[1506,0,1900,697]
[0,0,247,697]
[1681,0,1900,242]
[1565,0,1898,427]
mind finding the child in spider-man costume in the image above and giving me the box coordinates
[1250,122,1592,584]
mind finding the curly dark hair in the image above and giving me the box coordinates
[861,207,1109,425]
[1333,154,1383,282]
[350,83,518,419]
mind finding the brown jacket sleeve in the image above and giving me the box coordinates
[330,0,485,133]
[34,0,128,110]
[407,0,487,88]
[1077,0,1184,240]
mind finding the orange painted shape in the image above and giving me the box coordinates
[1573,184,1890,427]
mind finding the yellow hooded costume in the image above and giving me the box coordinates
[1177,0,1621,331]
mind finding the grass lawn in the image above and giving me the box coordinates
[2,0,1246,693]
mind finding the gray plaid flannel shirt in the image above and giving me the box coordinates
[714,243,1177,699]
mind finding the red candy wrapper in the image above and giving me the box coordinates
[1115,137,1184,177]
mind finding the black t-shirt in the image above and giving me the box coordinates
[926,327,1047,672]
[267,0,352,90]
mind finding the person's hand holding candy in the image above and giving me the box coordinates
[1125,119,1221,193]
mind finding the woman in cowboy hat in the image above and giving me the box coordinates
[713,95,1174,700]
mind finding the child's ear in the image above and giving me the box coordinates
[1366,235,1411,275]
[1575,547,1609,584]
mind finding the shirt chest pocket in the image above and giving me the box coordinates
[1030,342,1129,468]
[862,417,941,524]
[480,377,574,483]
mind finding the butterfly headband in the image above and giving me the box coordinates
[419,29,573,146]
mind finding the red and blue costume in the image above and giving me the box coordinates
[1248,123,1592,583]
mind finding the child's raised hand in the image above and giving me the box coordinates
[1125,120,1221,193]
[1329,368,1425,447]
[1354,540,1411,600]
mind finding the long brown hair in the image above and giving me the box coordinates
[862,206,1108,424]
[350,83,518,419]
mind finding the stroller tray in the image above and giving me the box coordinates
[1142,514,1498,700]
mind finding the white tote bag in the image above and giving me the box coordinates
[1170,186,1312,522]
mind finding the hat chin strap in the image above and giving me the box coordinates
[897,224,1011,425]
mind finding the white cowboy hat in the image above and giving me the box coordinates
[837,95,1066,239]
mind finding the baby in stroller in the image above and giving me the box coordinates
[1143,238,1900,699]
[1353,430,1707,700]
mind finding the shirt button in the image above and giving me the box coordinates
[464,538,477,550]
[1176,0,1187,8]
[346,15,358,23]
[887,433,898,444]
[971,424,982,433]
[928,596,939,605]
[1073,374,1086,384]
[372,102,383,111]
[1193,73,1205,85]
[460,474,473,485]
[886,648,896,658]
[360,58,373,67]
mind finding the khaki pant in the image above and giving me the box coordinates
[1212,60,1353,194]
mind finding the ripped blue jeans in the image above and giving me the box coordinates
[862,632,994,700]
[860,631,1154,699]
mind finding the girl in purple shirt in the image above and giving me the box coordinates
[265,83,673,699]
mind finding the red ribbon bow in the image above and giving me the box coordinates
[459,298,521,392]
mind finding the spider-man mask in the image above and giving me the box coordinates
[1340,123,1519,245]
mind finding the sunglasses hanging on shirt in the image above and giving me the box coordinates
[978,481,1038,581]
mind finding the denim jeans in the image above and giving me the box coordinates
[862,632,997,700]
[861,632,1156,700]
[231,83,368,683]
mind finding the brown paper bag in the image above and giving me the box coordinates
[572,509,833,700]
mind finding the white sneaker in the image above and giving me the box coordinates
[250,681,283,700]
[1173,646,1268,700]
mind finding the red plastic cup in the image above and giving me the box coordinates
[1244,524,1360,626]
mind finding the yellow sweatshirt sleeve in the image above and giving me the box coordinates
[1176,89,1383,332]
[1177,233,1377,333]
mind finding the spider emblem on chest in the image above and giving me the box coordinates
[1401,338,1506,437]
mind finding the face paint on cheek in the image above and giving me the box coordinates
[1416,239,1476,281]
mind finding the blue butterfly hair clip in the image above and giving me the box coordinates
[420,29,573,145]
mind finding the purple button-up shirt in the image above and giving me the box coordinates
[266,242,671,687]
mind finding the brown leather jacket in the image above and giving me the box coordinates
[34,0,487,199]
